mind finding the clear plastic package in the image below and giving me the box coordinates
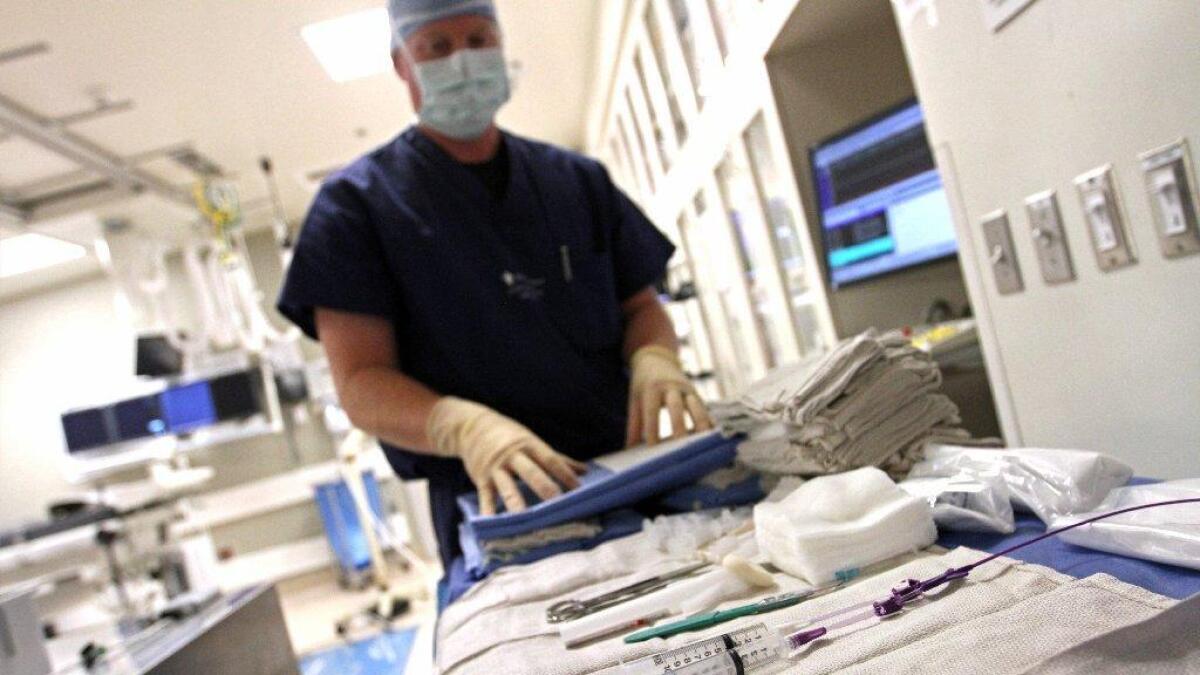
[910,445,1133,523]
[899,471,1015,533]
[1049,479,1200,571]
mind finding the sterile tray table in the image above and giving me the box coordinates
[434,537,1194,674]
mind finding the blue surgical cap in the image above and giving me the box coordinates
[388,0,499,46]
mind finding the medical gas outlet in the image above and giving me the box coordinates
[1140,138,1200,259]
[1074,164,1136,271]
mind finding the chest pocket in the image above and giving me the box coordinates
[554,253,623,354]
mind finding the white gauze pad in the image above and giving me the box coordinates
[754,467,936,584]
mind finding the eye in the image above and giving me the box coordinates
[471,27,501,49]
[430,36,453,57]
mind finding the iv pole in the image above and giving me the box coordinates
[332,430,434,637]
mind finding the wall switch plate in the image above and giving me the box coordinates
[1139,138,1200,259]
[1024,190,1075,284]
[981,209,1023,294]
[1074,164,1136,271]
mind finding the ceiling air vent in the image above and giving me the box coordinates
[168,147,223,177]
[302,164,343,189]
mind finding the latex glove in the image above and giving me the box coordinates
[426,397,587,515]
[625,345,714,447]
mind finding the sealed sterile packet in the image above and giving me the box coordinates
[1049,479,1200,571]
[899,471,1015,533]
[910,444,1133,523]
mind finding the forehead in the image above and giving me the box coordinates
[403,13,500,48]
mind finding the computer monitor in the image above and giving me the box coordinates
[810,99,957,288]
[135,334,184,377]
[209,369,265,421]
[160,381,217,433]
[114,395,167,441]
[61,407,114,453]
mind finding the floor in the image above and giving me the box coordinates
[299,630,419,675]
[276,562,439,674]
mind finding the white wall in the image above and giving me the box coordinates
[766,1,972,337]
[0,274,131,529]
[896,0,1200,477]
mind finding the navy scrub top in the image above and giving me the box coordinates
[277,127,675,564]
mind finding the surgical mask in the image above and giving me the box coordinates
[410,47,510,140]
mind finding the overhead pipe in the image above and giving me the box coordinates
[0,199,26,223]
[0,90,192,208]
[0,42,49,66]
[6,141,195,201]
[52,98,134,127]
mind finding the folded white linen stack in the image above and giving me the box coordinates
[721,329,984,477]
[755,467,937,585]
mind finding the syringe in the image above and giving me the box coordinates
[620,622,783,675]
[778,600,882,652]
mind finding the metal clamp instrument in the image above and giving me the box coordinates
[546,561,710,624]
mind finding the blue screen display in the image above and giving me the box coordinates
[160,381,217,433]
[62,408,113,453]
[811,101,957,288]
[114,395,166,441]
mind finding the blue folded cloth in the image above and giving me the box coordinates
[459,508,644,580]
[441,557,473,608]
[457,431,739,542]
[657,473,767,512]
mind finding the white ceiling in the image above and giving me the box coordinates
[0,0,601,248]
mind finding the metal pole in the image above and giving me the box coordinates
[0,91,191,207]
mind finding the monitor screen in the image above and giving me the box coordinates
[135,334,184,377]
[209,370,265,421]
[810,100,957,288]
[61,408,114,453]
[160,381,217,433]
[114,395,167,441]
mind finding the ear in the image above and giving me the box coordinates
[392,49,410,82]
[393,49,423,112]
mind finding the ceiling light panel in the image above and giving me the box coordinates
[0,232,88,278]
[302,8,393,83]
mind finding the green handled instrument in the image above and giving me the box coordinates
[622,590,813,644]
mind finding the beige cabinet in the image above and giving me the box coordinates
[590,0,837,396]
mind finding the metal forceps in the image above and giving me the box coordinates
[545,561,710,624]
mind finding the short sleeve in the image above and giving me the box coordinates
[602,167,676,300]
[276,180,400,340]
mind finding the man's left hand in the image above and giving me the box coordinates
[625,345,714,446]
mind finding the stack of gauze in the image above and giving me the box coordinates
[755,467,937,585]
[726,329,982,478]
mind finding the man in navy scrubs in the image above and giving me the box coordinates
[278,0,712,569]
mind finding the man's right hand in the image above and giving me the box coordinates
[426,397,587,515]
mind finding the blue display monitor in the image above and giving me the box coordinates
[114,395,167,441]
[61,408,113,453]
[61,369,265,456]
[160,381,217,433]
[810,100,957,288]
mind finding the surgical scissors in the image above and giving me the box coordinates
[545,561,710,623]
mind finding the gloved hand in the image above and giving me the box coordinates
[426,397,587,515]
[625,345,714,447]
